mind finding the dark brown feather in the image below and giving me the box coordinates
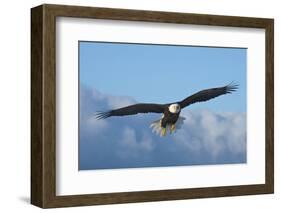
[179,83,238,109]
[95,103,166,119]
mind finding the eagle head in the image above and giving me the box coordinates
[168,103,181,114]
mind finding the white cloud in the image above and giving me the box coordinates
[116,127,154,159]
[174,110,246,159]
[79,86,247,169]
[86,116,108,135]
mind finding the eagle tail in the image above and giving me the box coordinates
[149,116,186,137]
[150,119,163,136]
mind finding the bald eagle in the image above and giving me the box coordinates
[96,83,238,136]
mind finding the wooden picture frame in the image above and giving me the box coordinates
[31,4,274,208]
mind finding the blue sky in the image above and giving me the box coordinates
[79,41,247,170]
[79,41,246,112]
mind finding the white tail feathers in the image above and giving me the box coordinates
[150,119,163,136]
[149,116,186,136]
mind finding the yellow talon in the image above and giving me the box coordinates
[161,127,167,136]
[170,124,176,134]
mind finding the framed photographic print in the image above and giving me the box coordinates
[31,4,274,208]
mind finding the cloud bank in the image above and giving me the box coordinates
[79,86,246,170]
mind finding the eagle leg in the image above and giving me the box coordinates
[169,125,172,134]
[161,127,167,137]
[170,124,176,134]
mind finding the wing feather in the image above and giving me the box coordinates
[95,103,166,119]
[179,83,238,109]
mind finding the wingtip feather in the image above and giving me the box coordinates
[95,111,111,120]
[226,82,239,93]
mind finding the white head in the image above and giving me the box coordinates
[169,103,181,114]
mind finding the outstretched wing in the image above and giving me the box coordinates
[179,83,238,109]
[95,103,166,119]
